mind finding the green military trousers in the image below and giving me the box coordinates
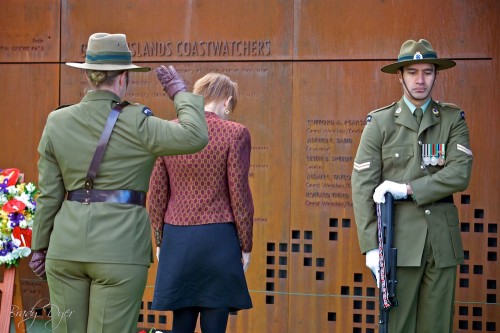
[46,259,148,333]
[388,233,457,333]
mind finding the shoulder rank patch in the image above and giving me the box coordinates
[457,144,473,156]
[353,161,371,171]
[142,107,153,117]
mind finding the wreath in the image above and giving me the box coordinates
[0,168,39,267]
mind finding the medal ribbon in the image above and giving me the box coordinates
[377,203,391,309]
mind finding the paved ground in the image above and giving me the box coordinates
[10,320,162,333]
[10,319,51,333]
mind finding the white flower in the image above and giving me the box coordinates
[11,237,21,247]
[0,194,7,205]
[7,185,18,195]
[12,247,31,258]
[16,192,35,210]
[26,183,36,193]
[0,252,14,263]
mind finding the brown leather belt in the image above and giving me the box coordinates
[66,189,146,207]
[399,195,454,204]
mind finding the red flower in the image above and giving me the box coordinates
[2,199,26,213]
[12,227,32,248]
[0,168,20,186]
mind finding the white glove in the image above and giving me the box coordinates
[373,180,407,203]
[242,252,250,272]
[366,248,380,288]
[156,246,161,262]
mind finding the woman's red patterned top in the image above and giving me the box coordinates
[148,112,254,252]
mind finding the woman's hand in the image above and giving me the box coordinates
[242,252,250,272]
[156,246,161,262]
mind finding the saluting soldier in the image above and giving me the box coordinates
[351,39,473,333]
[29,33,209,333]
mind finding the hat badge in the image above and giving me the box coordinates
[413,52,423,60]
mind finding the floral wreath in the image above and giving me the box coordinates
[0,168,39,268]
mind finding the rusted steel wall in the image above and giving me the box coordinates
[1,0,498,332]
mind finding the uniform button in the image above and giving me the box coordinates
[420,165,425,169]
[418,140,422,145]
[425,210,430,215]
[395,153,400,158]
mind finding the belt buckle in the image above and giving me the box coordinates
[82,190,92,205]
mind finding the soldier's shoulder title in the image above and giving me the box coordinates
[142,107,153,117]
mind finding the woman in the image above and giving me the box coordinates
[148,73,254,333]
[28,32,208,333]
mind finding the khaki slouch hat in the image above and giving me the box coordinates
[381,39,455,74]
[66,33,150,72]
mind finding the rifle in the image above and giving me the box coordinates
[376,192,398,333]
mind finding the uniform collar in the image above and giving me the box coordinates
[395,98,440,134]
[81,89,121,103]
[403,96,431,114]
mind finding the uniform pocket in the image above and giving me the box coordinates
[381,145,414,180]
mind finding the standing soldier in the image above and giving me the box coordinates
[351,39,473,332]
[29,33,208,333]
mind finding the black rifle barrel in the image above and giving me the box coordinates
[378,192,398,333]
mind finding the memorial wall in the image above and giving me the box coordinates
[1,0,499,332]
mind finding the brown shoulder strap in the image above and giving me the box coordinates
[84,101,129,190]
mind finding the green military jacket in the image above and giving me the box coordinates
[32,90,208,266]
[352,98,473,268]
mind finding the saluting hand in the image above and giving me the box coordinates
[155,65,187,100]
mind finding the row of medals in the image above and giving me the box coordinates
[422,143,445,166]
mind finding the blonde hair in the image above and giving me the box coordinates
[193,73,238,112]
[85,69,124,87]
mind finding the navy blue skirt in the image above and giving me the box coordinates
[152,223,252,311]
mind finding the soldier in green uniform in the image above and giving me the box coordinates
[351,39,473,332]
[28,33,208,333]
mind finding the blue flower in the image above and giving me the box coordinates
[0,178,8,194]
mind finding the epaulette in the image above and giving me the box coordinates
[365,102,396,124]
[120,101,153,116]
[436,101,461,110]
[369,102,397,114]
[55,104,72,110]
[436,101,465,120]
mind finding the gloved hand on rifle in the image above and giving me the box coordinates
[373,180,407,203]
[366,248,380,288]
[29,250,47,280]
[155,65,187,100]
[242,252,250,272]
